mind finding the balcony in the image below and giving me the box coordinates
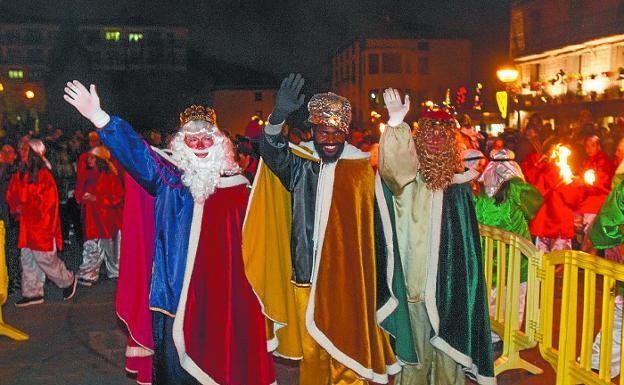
[512,9,624,58]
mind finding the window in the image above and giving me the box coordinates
[129,33,144,42]
[254,92,263,102]
[368,54,379,74]
[382,53,402,74]
[418,41,430,51]
[8,69,23,79]
[351,61,356,83]
[418,57,429,74]
[105,31,121,41]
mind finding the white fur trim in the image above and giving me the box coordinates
[374,172,399,324]
[115,310,155,354]
[304,162,397,384]
[218,174,249,188]
[172,203,222,385]
[430,336,498,385]
[424,188,497,385]
[126,345,153,358]
[272,351,303,360]
[297,140,370,160]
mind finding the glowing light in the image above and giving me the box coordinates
[105,31,121,41]
[496,67,519,83]
[370,110,381,118]
[584,76,607,94]
[584,169,596,185]
[25,90,35,99]
[424,100,434,108]
[379,123,386,134]
[0,83,3,92]
[547,82,566,97]
[551,144,574,184]
[128,33,144,42]
[8,70,23,79]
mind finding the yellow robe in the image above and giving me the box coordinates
[243,146,399,383]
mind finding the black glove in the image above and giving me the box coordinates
[269,73,305,125]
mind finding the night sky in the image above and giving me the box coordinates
[3,0,511,86]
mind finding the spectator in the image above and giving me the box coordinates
[6,139,77,307]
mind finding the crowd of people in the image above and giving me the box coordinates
[4,72,624,385]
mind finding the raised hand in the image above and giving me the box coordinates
[63,80,110,128]
[383,88,410,127]
[269,73,305,124]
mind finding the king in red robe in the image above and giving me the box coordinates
[64,81,275,385]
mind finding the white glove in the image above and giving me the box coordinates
[383,88,410,127]
[63,80,110,128]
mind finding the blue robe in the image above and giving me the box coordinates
[98,116,194,316]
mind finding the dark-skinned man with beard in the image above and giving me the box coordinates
[244,73,411,385]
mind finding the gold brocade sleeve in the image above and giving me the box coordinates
[379,122,419,195]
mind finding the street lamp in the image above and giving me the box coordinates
[496,66,520,130]
[496,68,519,84]
[25,90,35,99]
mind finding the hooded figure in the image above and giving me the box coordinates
[473,149,543,344]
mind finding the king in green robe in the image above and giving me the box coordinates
[379,99,495,385]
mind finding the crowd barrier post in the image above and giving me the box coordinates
[0,220,28,341]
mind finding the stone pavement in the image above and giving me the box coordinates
[0,278,554,385]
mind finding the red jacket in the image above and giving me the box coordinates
[6,168,62,251]
[577,151,614,214]
[528,160,585,239]
[80,168,124,240]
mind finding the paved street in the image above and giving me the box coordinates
[0,275,558,385]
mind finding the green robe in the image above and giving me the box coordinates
[590,178,624,249]
[474,178,543,283]
[379,122,495,384]
[474,178,543,240]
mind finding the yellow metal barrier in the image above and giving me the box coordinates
[541,250,624,385]
[0,220,28,341]
[479,225,544,375]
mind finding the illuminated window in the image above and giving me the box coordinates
[105,31,121,41]
[129,33,144,42]
[8,70,24,79]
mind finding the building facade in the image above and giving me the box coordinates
[331,37,472,131]
[210,88,276,137]
[79,25,187,71]
[511,0,624,132]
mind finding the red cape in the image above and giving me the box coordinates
[172,181,275,385]
[116,173,155,385]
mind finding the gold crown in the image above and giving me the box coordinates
[179,105,217,127]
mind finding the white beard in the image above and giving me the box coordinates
[169,132,240,203]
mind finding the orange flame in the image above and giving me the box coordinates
[551,144,574,184]
[584,169,596,185]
